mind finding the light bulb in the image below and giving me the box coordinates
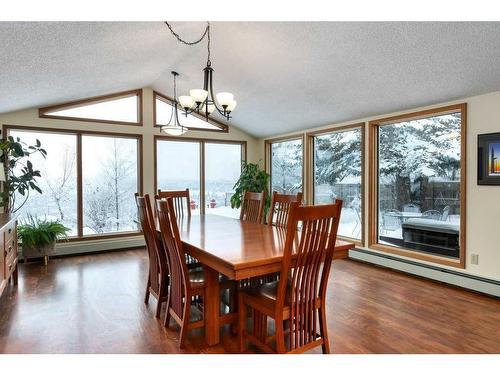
[178,96,195,110]
[201,103,215,114]
[216,92,234,107]
[161,125,187,136]
[189,89,208,104]
[226,100,237,112]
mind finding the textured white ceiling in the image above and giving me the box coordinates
[2,22,500,137]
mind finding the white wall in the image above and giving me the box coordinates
[0,87,259,253]
[258,90,500,282]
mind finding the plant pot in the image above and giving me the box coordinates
[22,241,57,260]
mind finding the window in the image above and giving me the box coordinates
[267,138,303,195]
[155,137,245,216]
[82,136,139,234]
[369,104,466,267]
[205,143,243,218]
[156,140,201,215]
[6,126,142,239]
[154,92,228,132]
[39,90,142,126]
[10,129,78,236]
[311,125,364,241]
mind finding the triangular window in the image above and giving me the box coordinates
[154,91,228,133]
[39,89,142,125]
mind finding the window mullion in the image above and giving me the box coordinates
[77,134,83,238]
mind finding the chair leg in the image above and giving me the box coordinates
[179,295,191,349]
[144,274,151,305]
[164,295,172,328]
[275,317,286,354]
[238,293,246,352]
[319,307,330,354]
[155,284,164,319]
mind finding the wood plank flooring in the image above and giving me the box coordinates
[0,248,499,354]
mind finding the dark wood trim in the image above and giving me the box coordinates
[153,91,229,133]
[368,103,467,269]
[153,135,247,213]
[306,122,366,246]
[3,124,144,241]
[38,89,143,127]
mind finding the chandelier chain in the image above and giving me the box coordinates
[164,21,211,65]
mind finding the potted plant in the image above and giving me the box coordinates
[230,161,271,215]
[18,215,70,264]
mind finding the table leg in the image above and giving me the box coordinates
[204,265,220,346]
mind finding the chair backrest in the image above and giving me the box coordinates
[267,191,303,227]
[383,209,401,231]
[441,205,450,221]
[135,193,167,295]
[422,209,442,221]
[240,191,265,223]
[157,189,191,217]
[155,197,190,320]
[402,203,421,213]
[277,200,342,352]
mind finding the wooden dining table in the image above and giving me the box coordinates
[157,214,355,346]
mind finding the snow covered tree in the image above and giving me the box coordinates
[271,141,302,193]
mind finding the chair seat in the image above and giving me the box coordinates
[188,269,233,288]
[243,279,321,320]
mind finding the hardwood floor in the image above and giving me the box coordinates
[0,248,499,354]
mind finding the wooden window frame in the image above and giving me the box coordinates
[154,135,246,215]
[306,123,365,247]
[264,134,306,201]
[38,89,143,127]
[153,91,229,133]
[3,124,144,242]
[368,104,467,269]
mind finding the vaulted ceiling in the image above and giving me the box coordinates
[2,22,500,137]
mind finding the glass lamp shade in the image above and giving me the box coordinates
[226,100,237,112]
[178,96,195,110]
[216,92,234,107]
[161,124,187,136]
[201,103,216,114]
[189,89,208,104]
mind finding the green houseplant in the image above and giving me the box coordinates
[18,215,70,261]
[0,136,46,213]
[230,161,271,215]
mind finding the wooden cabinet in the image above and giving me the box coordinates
[0,214,18,298]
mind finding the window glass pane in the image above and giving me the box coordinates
[46,95,138,123]
[205,143,242,218]
[156,140,201,215]
[9,130,78,236]
[155,97,224,131]
[82,136,139,235]
[377,112,461,258]
[270,139,303,194]
[314,128,362,240]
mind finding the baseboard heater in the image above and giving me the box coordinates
[349,248,500,298]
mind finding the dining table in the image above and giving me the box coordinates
[156,214,355,346]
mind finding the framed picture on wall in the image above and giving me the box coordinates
[478,132,500,185]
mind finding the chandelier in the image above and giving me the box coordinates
[161,71,187,136]
[164,21,237,128]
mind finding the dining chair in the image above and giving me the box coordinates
[267,191,303,227]
[157,189,191,217]
[157,190,199,268]
[135,193,169,319]
[238,200,343,354]
[240,191,265,223]
[382,209,401,234]
[156,197,235,348]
